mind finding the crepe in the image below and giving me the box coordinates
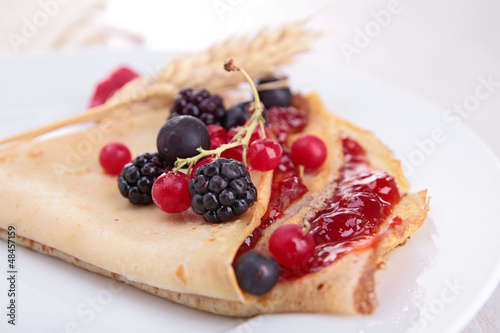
[0,93,428,316]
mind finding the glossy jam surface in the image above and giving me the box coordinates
[281,136,401,279]
[234,96,402,280]
[260,105,309,229]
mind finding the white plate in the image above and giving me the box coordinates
[1,50,500,333]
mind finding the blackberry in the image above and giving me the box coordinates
[118,152,166,205]
[188,158,258,223]
[170,88,226,126]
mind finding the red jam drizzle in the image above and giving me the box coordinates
[260,106,309,229]
[233,228,262,263]
[235,99,402,280]
[281,136,401,279]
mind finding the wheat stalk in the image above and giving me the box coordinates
[0,20,319,146]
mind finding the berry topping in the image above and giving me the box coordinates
[89,66,139,108]
[188,158,257,223]
[269,224,315,269]
[152,171,191,214]
[268,106,308,143]
[234,251,279,296]
[99,142,132,175]
[191,156,215,177]
[222,125,271,163]
[247,138,283,172]
[257,77,292,108]
[157,115,211,167]
[118,153,166,205]
[169,88,226,126]
[291,134,327,171]
[207,124,227,150]
[223,101,251,130]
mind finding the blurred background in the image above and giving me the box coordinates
[0,0,499,332]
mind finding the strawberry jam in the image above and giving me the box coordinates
[281,135,401,279]
[260,105,309,229]
[234,95,401,281]
[235,134,402,280]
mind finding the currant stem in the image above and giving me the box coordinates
[302,221,311,235]
[173,59,267,173]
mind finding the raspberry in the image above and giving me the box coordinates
[89,66,139,108]
[118,153,166,205]
[169,88,226,126]
[188,158,257,223]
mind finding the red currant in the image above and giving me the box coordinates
[291,134,327,171]
[269,224,315,269]
[207,124,227,150]
[247,138,282,171]
[152,171,191,214]
[191,156,214,177]
[222,126,271,162]
[99,142,132,175]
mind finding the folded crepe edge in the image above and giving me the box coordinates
[0,92,429,316]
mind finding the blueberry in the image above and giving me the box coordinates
[157,115,210,167]
[223,101,269,130]
[257,77,292,108]
[234,251,279,295]
[223,101,251,130]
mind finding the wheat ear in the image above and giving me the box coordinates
[0,21,319,146]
